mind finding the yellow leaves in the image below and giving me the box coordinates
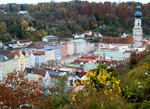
[85,70,111,88]
[115,80,120,85]
[109,89,113,93]
[118,87,121,93]
[72,94,76,102]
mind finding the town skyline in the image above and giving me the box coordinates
[0,0,149,4]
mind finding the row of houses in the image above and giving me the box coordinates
[0,39,96,81]
[73,31,103,39]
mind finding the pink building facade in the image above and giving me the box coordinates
[61,43,68,59]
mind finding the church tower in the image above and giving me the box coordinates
[133,5,143,47]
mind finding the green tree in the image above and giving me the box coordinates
[0,22,7,34]
[21,20,28,31]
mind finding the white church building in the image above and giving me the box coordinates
[133,5,143,47]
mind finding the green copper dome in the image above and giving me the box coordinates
[135,5,142,18]
[135,11,142,18]
[136,5,141,11]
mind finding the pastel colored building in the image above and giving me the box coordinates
[45,50,52,63]
[33,51,46,66]
[42,35,58,43]
[61,43,68,59]
[74,43,77,55]
[44,44,62,60]
[86,42,90,53]
[24,52,30,69]
[67,42,75,56]
[17,40,32,48]
[90,43,95,53]
[71,39,87,55]
[7,50,30,71]
[29,52,35,68]
[49,50,56,60]
[94,43,99,51]
[0,55,14,80]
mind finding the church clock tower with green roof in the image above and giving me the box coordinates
[133,5,143,47]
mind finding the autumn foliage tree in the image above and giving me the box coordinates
[0,72,42,108]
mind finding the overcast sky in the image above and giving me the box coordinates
[0,0,149,4]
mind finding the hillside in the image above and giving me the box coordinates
[0,1,150,42]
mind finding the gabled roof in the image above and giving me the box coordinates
[0,50,12,55]
[26,41,48,49]
[24,68,46,77]
[18,39,31,43]
[76,72,87,78]
[6,51,20,59]
[33,51,45,55]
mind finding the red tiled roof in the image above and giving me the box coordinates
[6,51,20,59]
[84,55,99,59]
[25,68,62,79]
[76,72,87,78]
[27,41,48,49]
[18,39,31,43]
[100,37,134,44]
[33,51,45,55]
[24,68,46,77]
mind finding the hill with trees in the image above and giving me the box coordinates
[0,1,150,42]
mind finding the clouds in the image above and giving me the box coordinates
[0,0,149,4]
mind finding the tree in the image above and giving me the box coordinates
[41,75,70,108]
[21,20,28,31]
[0,22,7,34]
[0,72,42,108]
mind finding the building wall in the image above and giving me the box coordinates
[13,57,19,71]
[24,53,30,69]
[74,43,77,55]
[0,59,14,78]
[77,42,86,55]
[30,53,35,68]
[86,42,90,53]
[94,43,99,51]
[55,46,62,60]
[90,43,95,52]
[45,50,51,63]
[49,50,56,60]
[67,42,74,56]
[44,45,62,60]
[61,44,68,59]
[42,36,58,43]
[71,39,87,55]
[18,54,25,71]
[34,54,46,66]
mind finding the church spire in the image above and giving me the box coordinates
[133,4,143,47]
